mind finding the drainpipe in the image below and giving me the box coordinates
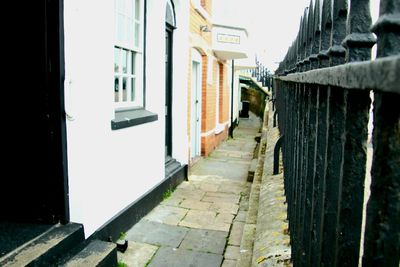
[229,60,234,138]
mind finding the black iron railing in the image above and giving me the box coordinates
[273,0,399,266]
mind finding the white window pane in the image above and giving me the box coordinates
[127,0,132,16]
[114,76,120,102]
[131,53,136,75]
[127,19,134,45]
[135,22,140,47]
[122,49,128,73]
[114,0,143,109]
[119,0,126,13]
[114,48,120,73]
[117,15,124,42]
[122,77,127,101]
[116,0,120,12]
[131,77,136,102]
[135,0,140,20]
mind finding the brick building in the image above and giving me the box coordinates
[188,0,250,162]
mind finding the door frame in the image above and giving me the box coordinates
[191,49,203,158]
[165,25,174,158]
[0,0,69,224]
[42,0,70,224]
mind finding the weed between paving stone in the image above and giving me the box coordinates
[163,188,174,200]
[117,261,128,267]
[144,246,159,267]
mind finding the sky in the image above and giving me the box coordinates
[217,0,381,72]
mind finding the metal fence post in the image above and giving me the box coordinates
[336,0,375,265]
[362,0,400,265]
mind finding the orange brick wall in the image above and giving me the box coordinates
[201,0,212,15]
[201,126,228,157]
[189,4,211,44]
[202,56,215,134]
[188,0,232,159]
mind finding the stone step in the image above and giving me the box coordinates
[0,223,84,267]
[165,157,182,178]
[62,240,117,267]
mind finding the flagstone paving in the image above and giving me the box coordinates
[118,113,262,267]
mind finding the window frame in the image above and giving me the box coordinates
[114,0,145,110]
[111,0,158,130]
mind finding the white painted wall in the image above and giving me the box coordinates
[171,0,190,165]
[64,0,189,237]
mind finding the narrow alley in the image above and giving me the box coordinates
[118,113,259,266]
[115,108,291,267]
[2,0,398,266]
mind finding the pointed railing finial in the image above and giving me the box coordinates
[342,0,376,62]
[371,0,400,57]
[310,0,321,69]
[318,0,333,68]
[328,0,348,66]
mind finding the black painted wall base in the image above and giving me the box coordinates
[88,163,187,243]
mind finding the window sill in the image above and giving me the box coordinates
[111,109,158,130]
[215,123,225,134]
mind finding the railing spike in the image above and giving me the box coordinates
[297,16,304,71]
[310,0,322,69]
[300,8,309,71]
[318,0,333,68]
[307,0,315,55]
[328,0,348,66]
[363,1,400,264]
[343,0,376,62]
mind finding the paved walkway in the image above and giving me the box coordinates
[250,115,291,267]
[118,114,261,267]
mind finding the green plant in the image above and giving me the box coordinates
[119,231,126,240]
[117,261,128,267]
[163,188,173,200]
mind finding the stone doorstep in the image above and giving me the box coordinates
[0,223,85,267]
[62,240,117,267]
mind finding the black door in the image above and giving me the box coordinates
[1,0,69,224]
[165,27,173,158]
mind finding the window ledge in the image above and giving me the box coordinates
[111,109,158,130]
[215,123,225,134]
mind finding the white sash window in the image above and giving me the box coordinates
[114,0,143,109]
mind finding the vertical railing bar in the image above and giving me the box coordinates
[302,85,318,267]
[294,86,302,265]
[321,86,347,266]
[311,86,330,267]
[362,0,400,266]
[287,84,295,218]
[298,84,310,266]
[336,0,376,265]
[296,86,305,266]
[290,84,296,229]
[320,0,348,265]
[295,86,306,266]
[310,1,330,264]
